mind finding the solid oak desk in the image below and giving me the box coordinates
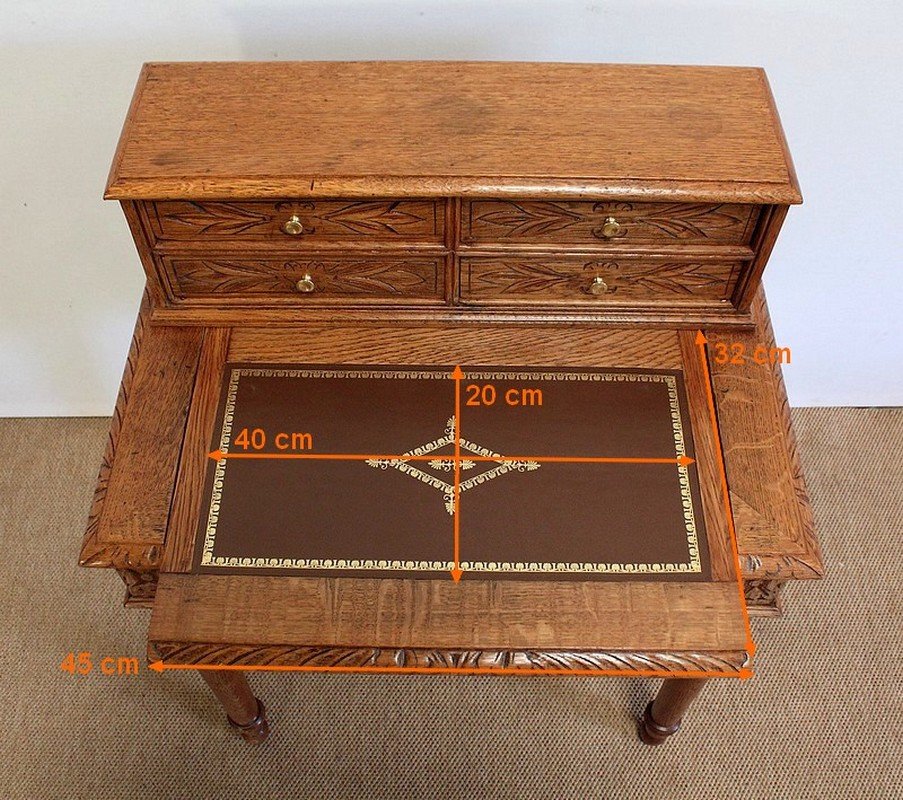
[80,62,822,745]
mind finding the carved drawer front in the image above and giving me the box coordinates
[164,255,445,303]
[459,256,742,305]
[462,200,758,246]
[146,199,444,243]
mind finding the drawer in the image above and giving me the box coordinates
[163,254,445,303]
[145,199,444,243]
[462,200,758,246]
[459,256,742,306]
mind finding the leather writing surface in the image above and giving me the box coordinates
[194,365,709,580]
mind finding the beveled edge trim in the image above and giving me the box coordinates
[105,176,803,205]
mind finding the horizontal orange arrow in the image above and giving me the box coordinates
[149,660,750,679]
[209,450,693,466]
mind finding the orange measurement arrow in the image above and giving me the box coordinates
[450,364,464,582]
[209,450,693,466]
[695,331,756,660]
[149,660,752,679]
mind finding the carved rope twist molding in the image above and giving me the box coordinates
[149,642,749,673]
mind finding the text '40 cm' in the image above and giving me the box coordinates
[233,428,314,451]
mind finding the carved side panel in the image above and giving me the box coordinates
[79,289,163,602]
[464,200,757,244]
[80,289,152,565]
[148,199,443,241]
[167,257,444,300]
[712,289,823,580]
[460,257,737,303]
[744,579,784,616]
[151,642,750,674]
[117,568,158,607]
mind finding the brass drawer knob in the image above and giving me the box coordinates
[282,215,304,235]
[589,276,608,295]
[295,274,316,293]
[600,216,622,238]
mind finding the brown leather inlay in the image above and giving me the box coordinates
[193,365,710,581]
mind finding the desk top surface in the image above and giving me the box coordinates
[106,61,799,203]
[145,328,754,676]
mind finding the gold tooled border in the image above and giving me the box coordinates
[201,368,700,574]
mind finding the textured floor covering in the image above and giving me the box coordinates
[0,409,900,799]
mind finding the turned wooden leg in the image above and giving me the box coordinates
[639,677,707,745]
[199,669,269,743]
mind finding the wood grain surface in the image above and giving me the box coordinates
[149,574,747,653]
[106,62,800,203]
[227,325,684,369]
[164,254,445,302]
[678,331,735,582]
[145,199,443,242]
[93,322,202,544]
[459,255,740,305]
[161,328,231,573]
[148,303,756,329]
[708,289,822,580]
[463,200,758,245]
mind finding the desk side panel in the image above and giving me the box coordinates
[708,289,822,614]
[79,289,203,604]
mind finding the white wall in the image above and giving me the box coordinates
[1,0,901,415]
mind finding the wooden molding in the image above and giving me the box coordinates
[150,641,750,674]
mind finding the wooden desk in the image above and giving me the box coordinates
[81,62,822,744]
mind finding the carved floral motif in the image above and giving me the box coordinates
[744,579,784,613]
[468,200,751,241]
[466,259,731,298]
[173,259,439,296]
[159,203,271,236]
[157,200,435,238]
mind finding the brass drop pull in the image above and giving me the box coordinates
[282,215,304,235]
[295,274,316,293]
[589,276,608,296]
[600,216,622,238]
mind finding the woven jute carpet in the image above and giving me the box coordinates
[0,409,900,799]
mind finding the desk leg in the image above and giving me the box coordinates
[638,677,707,745]
[199,670,270,744]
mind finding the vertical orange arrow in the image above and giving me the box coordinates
[450,365,464,582]
[695,331,756,659]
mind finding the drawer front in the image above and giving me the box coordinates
[165,255,444,302]
[147,199,444,243]
[463,200,757,246]
[459,256,741,305]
